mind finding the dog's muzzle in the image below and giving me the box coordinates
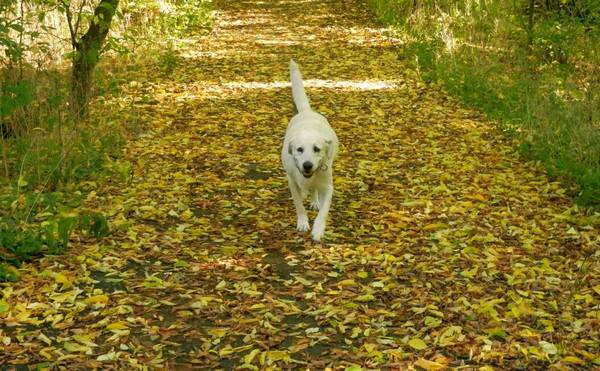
[302,171,314,178]
[301,161,314,178]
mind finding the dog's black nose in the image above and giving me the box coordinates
[303,162,313,172]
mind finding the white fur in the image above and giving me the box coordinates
[282,60,338,241]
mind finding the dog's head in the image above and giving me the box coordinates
[288,131,333,178]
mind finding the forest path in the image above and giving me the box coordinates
[2,0,598,369]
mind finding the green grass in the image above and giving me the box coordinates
[368,0,600,207]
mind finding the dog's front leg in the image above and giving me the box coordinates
[310,189,320,210]
[287,176,310,232]
[312,180,333,241]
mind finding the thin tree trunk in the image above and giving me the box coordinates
[70,0,119,117]
[1,138,9,178]
[526,0,535,51]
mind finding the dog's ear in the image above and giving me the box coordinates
[325,139,334,159]
[288,140,294,155]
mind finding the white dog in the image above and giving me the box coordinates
[281,60,338,241]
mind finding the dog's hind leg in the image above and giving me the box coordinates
[310,189,320,210]
[287,176,310,232]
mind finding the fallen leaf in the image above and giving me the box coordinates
[414,358,446,370]
[408,337,428,350]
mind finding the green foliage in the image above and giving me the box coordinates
[1,0,124,183]
[0,0,211,284]
[119,0,212,41]
[0,263,19,282]
[0,175,112,282]
[79,213,110,240]
[156,45,180,75]
[0,80,35,118]
[162,0,212,35]
[7,110,124,189]
[0,211,110,281]
[368,0,600,207]
[0,2,24,63]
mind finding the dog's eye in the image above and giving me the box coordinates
[297,147,303,153]
[313,146,320,153]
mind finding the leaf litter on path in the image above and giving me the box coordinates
[1,0,598,369]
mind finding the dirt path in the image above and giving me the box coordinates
[2,0,598,369]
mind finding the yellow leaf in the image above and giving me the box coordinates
[423,223,447,231]
[266,350,290,361]
[408,337,428,350]
[37,332,52,345]
[414,358,446,370]
[219,345,234,356]
[85,294,109,305]
[338,279,357,286]
[97,351,118,361]
[561,356,585,365]
[402,199,427,207]
[460,267,478,278]
[208,328,227,338]
[355,294,375,302]
[244,348,260,364]
[293,275,312,286]
[39,347,54,360]
[72,334,98,347]
[64,341,88,352]
[17,176,28,187]
[54,273,70,285]
[106,321,129,330]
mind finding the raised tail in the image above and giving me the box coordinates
[289,59,311,112]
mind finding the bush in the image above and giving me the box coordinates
[120,0,212,40]
[0,188,110,282]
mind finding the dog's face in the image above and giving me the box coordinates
[288,131,331,178]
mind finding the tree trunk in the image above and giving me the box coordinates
[526,0,535,52]
[71,0,119,117]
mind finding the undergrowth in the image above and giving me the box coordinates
[0,0,212,281]
[368,0,600,207]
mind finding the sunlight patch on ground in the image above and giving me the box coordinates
[218,16,273,28]
[168,79,403,103]
[255,39,301,46]
[252,0,317,4]
[222,79,403,91]
[180,49,251,59]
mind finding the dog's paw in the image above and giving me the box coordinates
[311,222,325,241]
[297,215,310,232]
[310,199,320,211]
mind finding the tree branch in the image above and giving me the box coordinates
[73,0,88,41]
[60,0,79,48]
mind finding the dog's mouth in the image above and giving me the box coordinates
[302,171,313,178]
